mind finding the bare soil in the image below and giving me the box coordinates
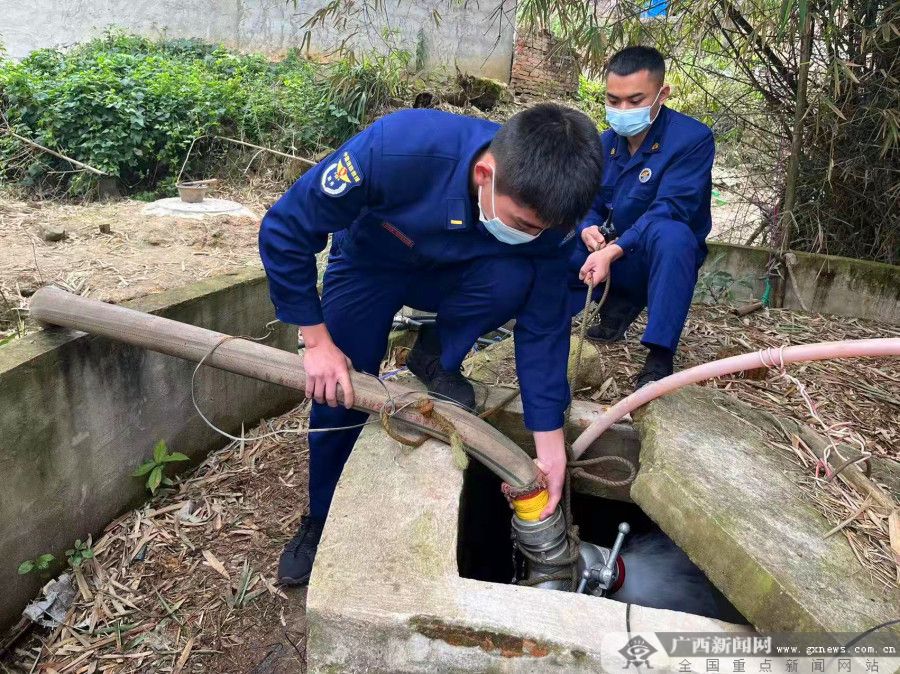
[0,184,282,340]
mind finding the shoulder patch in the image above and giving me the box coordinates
[320,150,364,197]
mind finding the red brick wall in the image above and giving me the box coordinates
[510,30,580,99]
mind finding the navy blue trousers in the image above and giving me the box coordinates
[308,250,536,520]
[568,220,705,353]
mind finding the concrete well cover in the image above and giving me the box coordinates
[141,197,256,219]
[630,385,900,635]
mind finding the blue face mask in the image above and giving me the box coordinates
[605,88,663,137]
[478,171,541,245]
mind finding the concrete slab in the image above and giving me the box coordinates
[631,385,900,635]
[141,197,257,219]
[307,427,748,673]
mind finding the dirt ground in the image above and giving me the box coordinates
[0,164,761,342]
[3,405,313,674]
[0,183,283,341]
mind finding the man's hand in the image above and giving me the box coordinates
[300,324,354,408]
[580,225,607,252]
[533,429,567,519]
[579,243,624,286]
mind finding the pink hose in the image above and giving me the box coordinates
[570,338,900,460]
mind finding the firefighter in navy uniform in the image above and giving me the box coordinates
[572,46,715,388]
[259,104,604,585]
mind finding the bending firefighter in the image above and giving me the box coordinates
[259,104,604,585]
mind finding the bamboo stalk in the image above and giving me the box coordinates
[773,11,814,308]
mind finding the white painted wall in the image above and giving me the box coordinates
[0,0,516,80]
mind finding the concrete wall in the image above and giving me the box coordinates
[0,270,301,631]
[0,0,516,80]
[704,242,900,324]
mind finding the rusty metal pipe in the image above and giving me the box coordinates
[29,286,540,491]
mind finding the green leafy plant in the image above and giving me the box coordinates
[66,537,94,568]
[0,33,406,197]
[132,440,189,494]
[326,50,413,127]
[18,553,55,575]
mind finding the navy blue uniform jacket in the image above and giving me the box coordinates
[580,106,714,257]
[259,109,576,431]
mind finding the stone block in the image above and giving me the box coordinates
[39,224,66,242]
[631,385,900,634]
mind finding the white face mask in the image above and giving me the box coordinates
[478,170,541,245]
[605,87,664,137]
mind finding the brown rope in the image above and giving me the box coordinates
[569,455,638,487]
[379,405,430,446]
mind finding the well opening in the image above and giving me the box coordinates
[457,457,749,625]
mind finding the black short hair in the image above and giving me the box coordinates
[489,103,603,230]
[607,46,666,84]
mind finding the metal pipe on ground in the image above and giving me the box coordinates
[29,286,541,492]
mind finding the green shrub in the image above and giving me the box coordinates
[576,75,608,130]
[0,33,411,196]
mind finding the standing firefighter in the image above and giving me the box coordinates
[259,104,604,585]
[572,46,715,388]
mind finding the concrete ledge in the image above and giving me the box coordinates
[0,270,301,630]
[307,427,747,673]
[705,242,900,324]
[632,385,900,634]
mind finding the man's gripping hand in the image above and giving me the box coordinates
[580,243,624,286]
[581,225,608,252]
[533,429,567,519]
[300,324,355,408]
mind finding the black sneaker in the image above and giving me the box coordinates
[406,325,476,411]
[585,298,644,344]
[635,348,674,389]
[277,515,325,586]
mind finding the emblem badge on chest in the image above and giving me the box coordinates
[639,167,652,183]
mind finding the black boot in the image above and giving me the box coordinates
[277,515,325,586]
[586,295,644,344]
[406,324,476,411]
[635,346,675,389]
